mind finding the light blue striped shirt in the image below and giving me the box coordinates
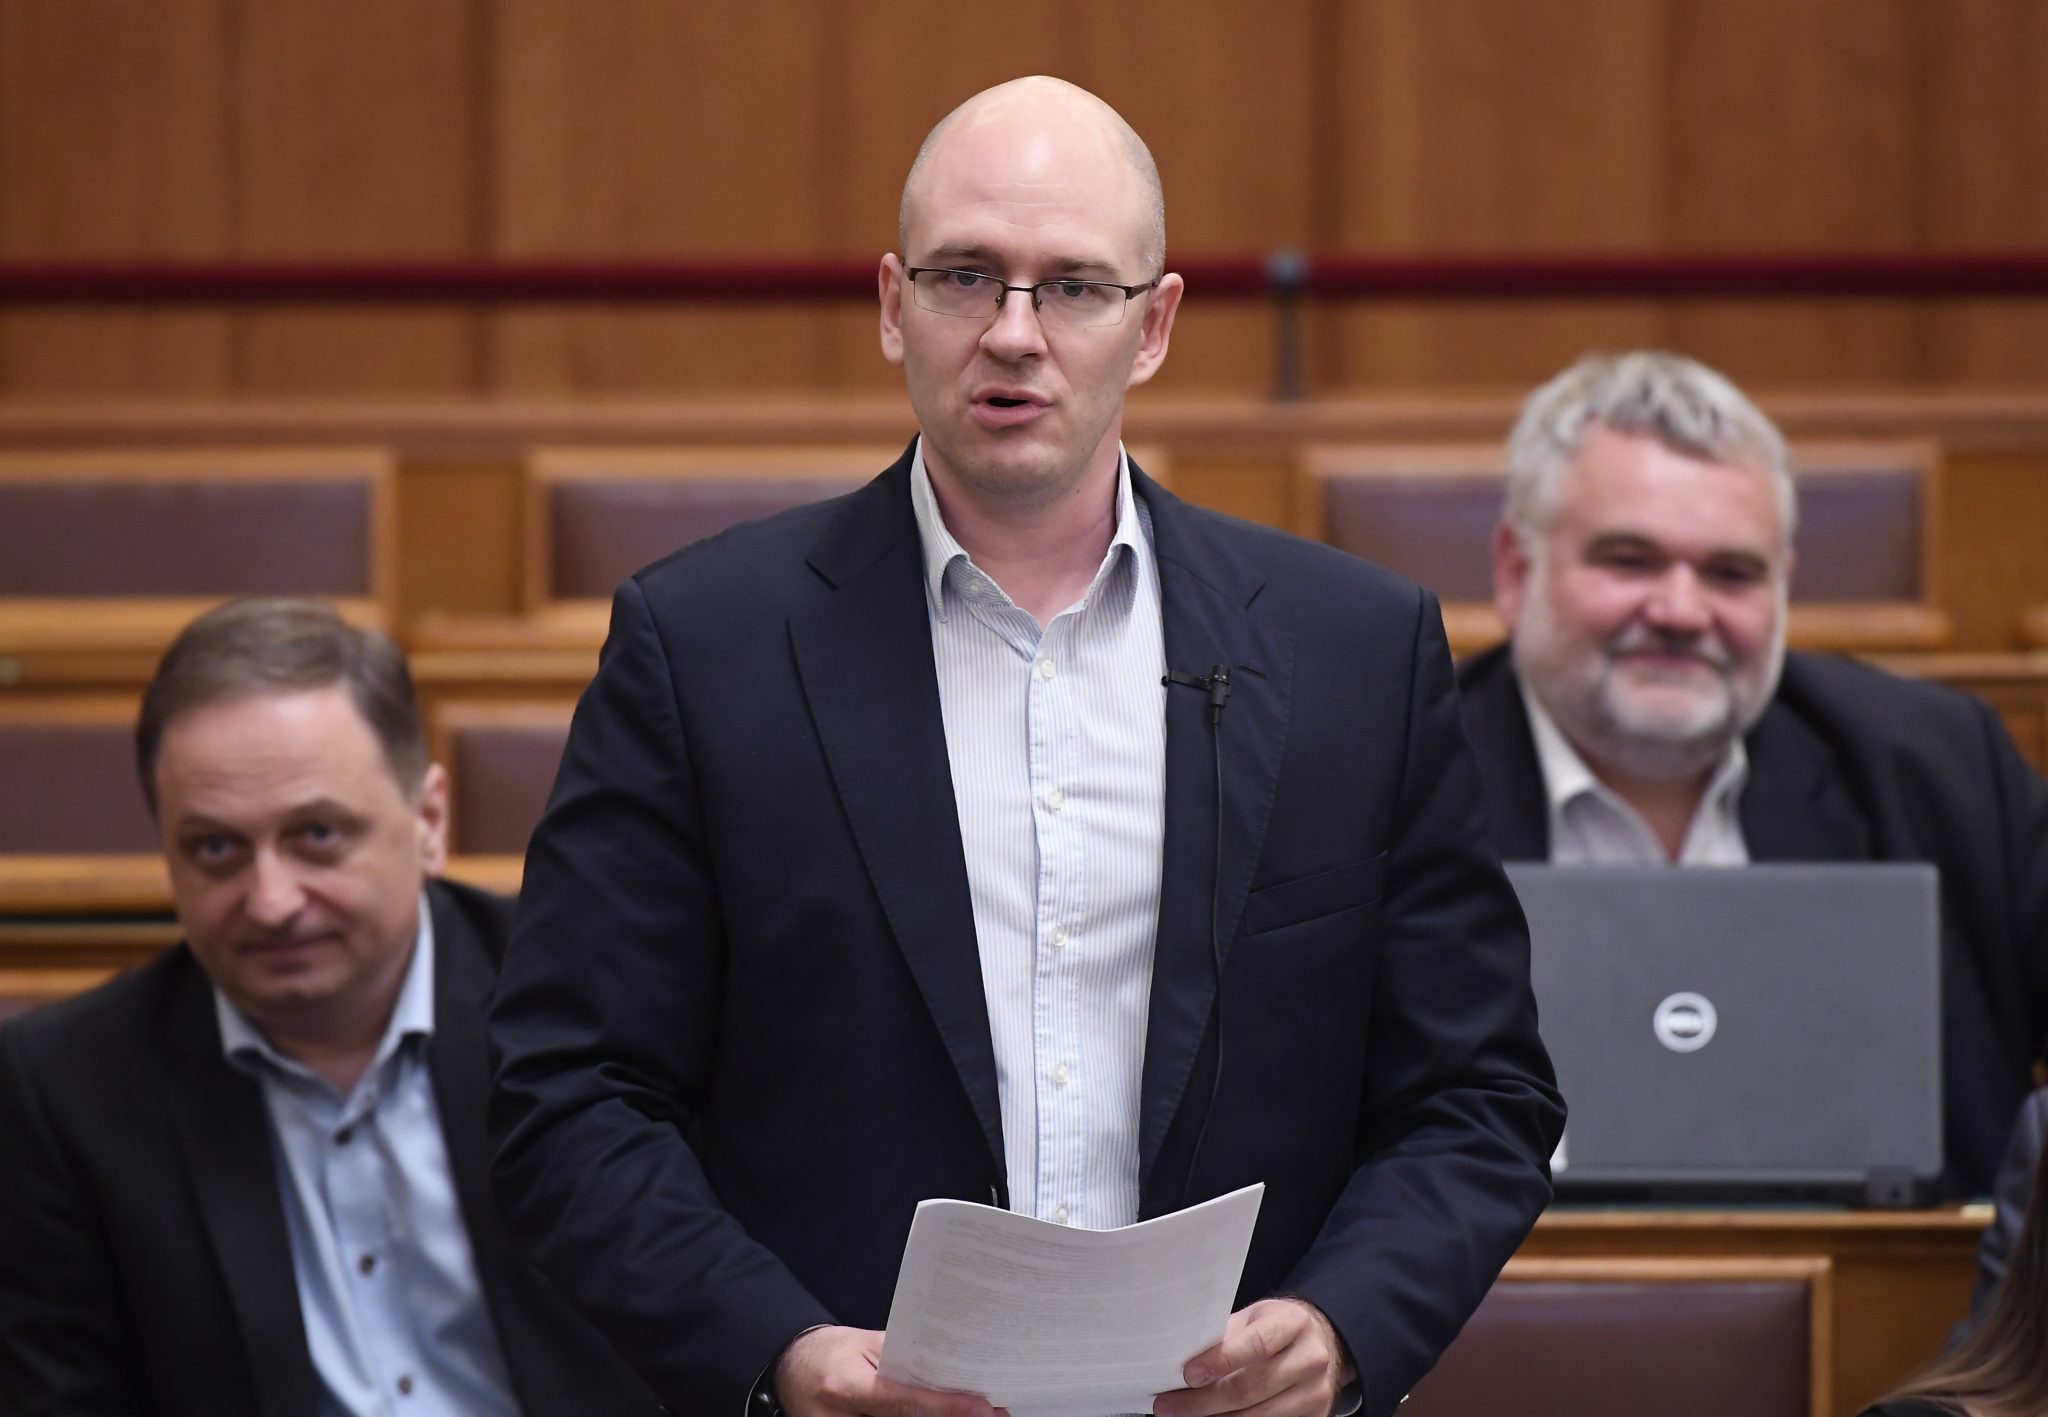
[216,900,519,1417]
[912,440,1167,1232]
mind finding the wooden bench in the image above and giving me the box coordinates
[0,919,181,1022]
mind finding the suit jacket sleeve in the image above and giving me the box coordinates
[1971,1088,2047,1322]
[1281,594,1564,1412]
[487,578,834,1411]
[0,1020,154,1416]
[1983,691,2048,1059]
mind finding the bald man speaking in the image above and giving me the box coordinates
[488,78,1561,1417]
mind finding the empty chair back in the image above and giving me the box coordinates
[1403,1262,1820,1417]
[528,447,897,608]
[0,449,397,681]
[0,698,152,853]
[1297,439,1946,653]
[430,700,576,857]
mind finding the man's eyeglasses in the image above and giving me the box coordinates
[904,267,1161,330]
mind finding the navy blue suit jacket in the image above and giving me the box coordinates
[489,448,1563,1417]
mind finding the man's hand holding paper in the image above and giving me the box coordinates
[776,1326,1005,1417]
[1158,1298,1355,1417]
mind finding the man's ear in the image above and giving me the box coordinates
[1492,521,1533,632]
[878,254,907,367]
[415,763,451,877]
[1124,272,1184,390]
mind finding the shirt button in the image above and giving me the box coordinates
[358,1254,376,1276]
[1051,926,1068,949]
[1044,788,1064,812]
[1052,1062,1070,1087]
[1038,658,1056,681]
[397,1375,414,1396]
[1055,1204,1071,1223]
[333,1127,353,1146]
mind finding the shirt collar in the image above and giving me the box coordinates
[216,892,438,1087]
[1520,682,1750,825]
[908,435,1146,623]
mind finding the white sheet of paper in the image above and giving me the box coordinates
[877,1182,1264,1417]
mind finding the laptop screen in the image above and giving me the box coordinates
[1507,862,1942,1204]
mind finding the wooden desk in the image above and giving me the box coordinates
[1520,1206,1987,1417]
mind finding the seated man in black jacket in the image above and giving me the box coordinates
[1459,350,2048,1196]
[0,597,655,1417]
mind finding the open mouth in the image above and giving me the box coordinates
[987,397,1027,408]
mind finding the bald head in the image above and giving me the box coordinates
[898,77,1166,274]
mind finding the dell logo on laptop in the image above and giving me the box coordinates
[1653,992,1718,1053]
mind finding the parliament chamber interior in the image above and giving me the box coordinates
[4,5,2048,1415]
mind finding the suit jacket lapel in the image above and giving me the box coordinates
[423,887,553,1407]
[1136,474,1293,1191]
[1457,649,1552,862]
[1739,704,1873,860]
[161,950,320,1417]
[789,452,1006,1180]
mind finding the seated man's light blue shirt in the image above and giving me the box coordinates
[215,898,519,1417]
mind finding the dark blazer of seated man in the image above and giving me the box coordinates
[1455,350,2048,1198]
[0,598,656,1417]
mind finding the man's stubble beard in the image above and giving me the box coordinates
[1514,571,1786,785]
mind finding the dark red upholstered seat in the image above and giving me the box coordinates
[1297,440,1947,652]
[0,708,153,853]
[431,701,576,858]
[548,475,867,601]
[527,448,896,610]
[0,479,372,599]
[0,448,393,602]
[1404,1274,1812,1417]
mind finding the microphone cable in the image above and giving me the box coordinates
[1163,664,1232,1208]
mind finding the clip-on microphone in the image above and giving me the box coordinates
[1162,664,1232,723]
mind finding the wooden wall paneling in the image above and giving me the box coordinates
[489,0,835,393]
[395,457,525,624]
[816,1,1071,392]
[1940,449,2048,649]
[1321,0,1668,390]
[231,0,483,395]
[1915,1,2048,384]
[1662,0,1919,385]
[1069,2,1319,394]
[0,0,234,394]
